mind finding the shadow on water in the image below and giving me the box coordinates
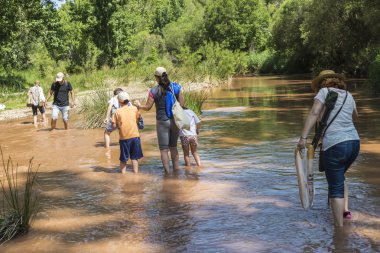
[0,75,379,252]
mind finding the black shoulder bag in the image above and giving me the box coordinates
[318,91,348,172]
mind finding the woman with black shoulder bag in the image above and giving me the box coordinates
[297,70,360,227]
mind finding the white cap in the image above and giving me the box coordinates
[154,67,167,77]
[117,92,130,102]
[56,72,64,82]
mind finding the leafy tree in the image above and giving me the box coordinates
[204,0,270,51]
[0,0,52,70]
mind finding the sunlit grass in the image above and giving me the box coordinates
[78,84,111,129]
[183,90,209,115]
[0,147,40,244]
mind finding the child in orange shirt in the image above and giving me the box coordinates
[112,92,143,173]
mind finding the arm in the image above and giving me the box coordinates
[352,108,358,121]
[104,103,113,123]
[135,95,154,111]
[69,89,75,108]
[112,113,117,129]
[136,109,140,123]
[44,89,54,106]
[196,122,201,135]
[178,90,185,107]
[297,99,324,149]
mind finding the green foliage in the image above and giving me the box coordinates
[204,0,270,51]
[271,0,380,74]
[0,148,40,244]
[183,90,208,115]
[369,52,380,93]
[0,0,52,70]
[78,84,111,129]
[197,43,239,80]
[0,75,25,93]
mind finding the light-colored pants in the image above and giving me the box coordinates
[156,119,179,150]
[52,105,70,121]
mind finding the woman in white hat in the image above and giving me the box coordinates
[135,67,185,174]
[297,70,360,227]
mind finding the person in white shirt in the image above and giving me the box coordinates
[180,107,201,167]
[103,88,123,148]
[297,70,360,227]
[28,80,46,126]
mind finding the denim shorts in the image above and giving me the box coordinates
[323,140,360,198]
[119,137,143,162]
[52,105,70,121]
[105,118,115,133]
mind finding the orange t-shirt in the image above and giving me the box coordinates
[112,105,140,140]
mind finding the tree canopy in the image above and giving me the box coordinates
[0,0,379,84]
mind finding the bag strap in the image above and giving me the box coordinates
[168,84,178,102]
[321,90,348,138]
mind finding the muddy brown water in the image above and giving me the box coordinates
[0,76,379,253]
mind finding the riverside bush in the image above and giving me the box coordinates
[369,53,380,93]
[78,84,111,129]
[0,148,40,244]
[183,90,208,116]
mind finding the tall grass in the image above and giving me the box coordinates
[0,74,25,93]
[0,148,40,244]
[183,90,208,115]
[78,85,111,129]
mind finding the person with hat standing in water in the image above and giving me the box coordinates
[112,92,143,174]
[134,67,185,174]
[297,70,360,227]
[45,72,75,130]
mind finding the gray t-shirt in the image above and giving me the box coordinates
[150,86,170,121]
[314,88,360,151]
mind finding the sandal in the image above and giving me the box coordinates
[343,211,352,219]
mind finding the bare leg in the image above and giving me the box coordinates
[160,149,170,174]
[344,182,349,212]
[41,113,46,123]
[51,119,57,130]
[120,161,127,174]
[170,147,179,171]
[131,160,138,173]
[33,115,38,126]
[63,120,68,130]
[104,132,111,148]
[182,144,191,167]
[190,144,201,167]
[330,198,344,227]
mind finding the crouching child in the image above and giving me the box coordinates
[112,92,143,173]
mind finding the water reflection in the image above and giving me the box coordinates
[0,75,379,252]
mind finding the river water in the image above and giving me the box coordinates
[0,76,379,253]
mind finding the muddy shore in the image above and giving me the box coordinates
[0,80,224,122]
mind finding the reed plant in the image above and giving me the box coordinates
[78,84,111,129]
[183,90,209,115]
[0,148,40,244]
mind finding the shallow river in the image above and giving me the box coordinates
[0,76,379,253]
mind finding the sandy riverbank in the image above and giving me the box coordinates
[0,80,225,122]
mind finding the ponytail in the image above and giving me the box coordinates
[158,72,171,88]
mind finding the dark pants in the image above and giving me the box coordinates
[323,140,360,198]
[32,105,45,116]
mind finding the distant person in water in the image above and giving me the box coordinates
[103,88,124,148]
[180,106,201,167]
[45,72,75,130]
[28,80,46,126]
[134,67,185,174]
[297,70,360,227]
[112,92,143,173]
